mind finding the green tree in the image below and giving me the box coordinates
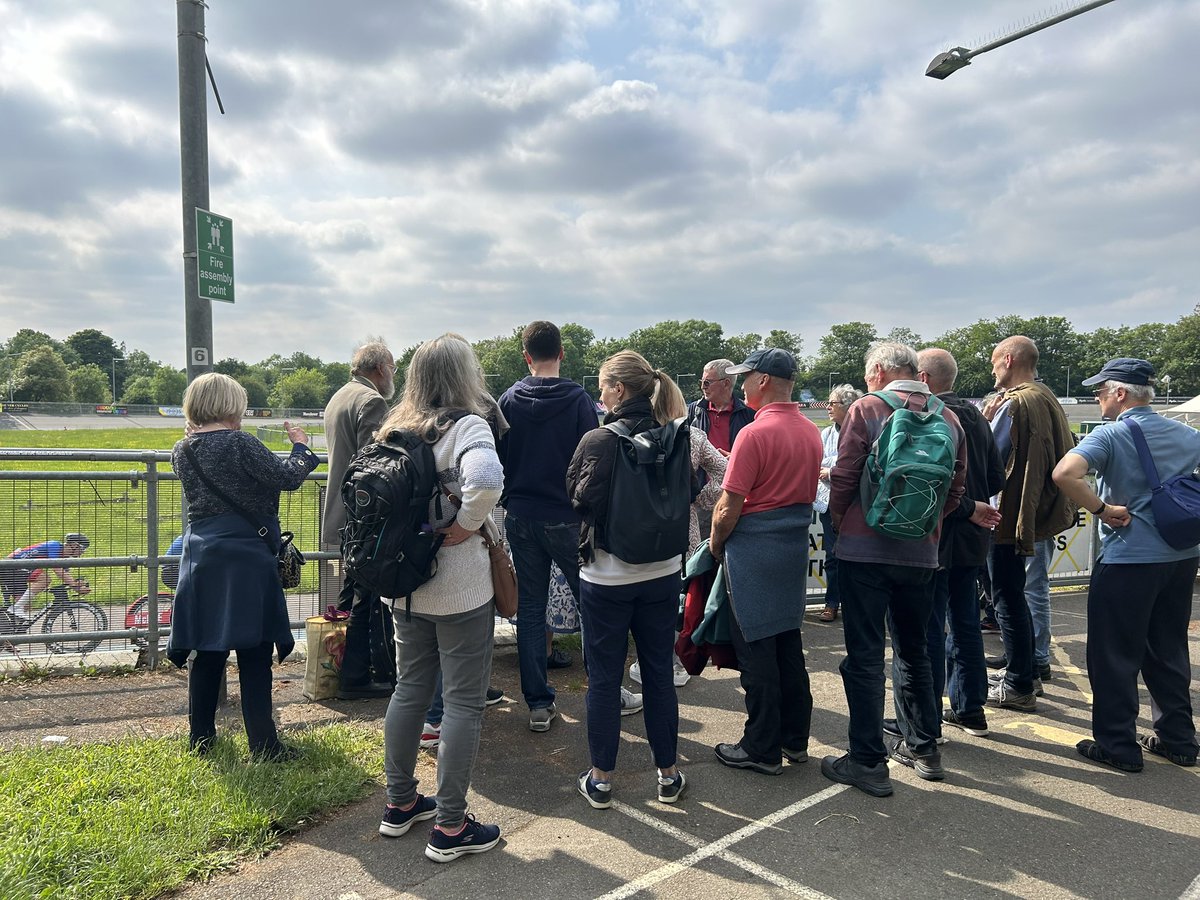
[151,368,188,405]
[269,368,328,409]
[886,327,923,348]
[120,375,157,404]
[558,323,595,386]
[215,357,252,378]
[13,345,72,402]
[68,364,110,404]
[931,319,1006,397]
[812,322,879,392]
[6,328,61,358]
[1158,312,1200,397]
[65,329,123,371]
[723,333,762,365]
[122,349,160,381]
[626,320,727,386]
[241,374,270,408]
[322,362,351,403]
[473,331,526,398]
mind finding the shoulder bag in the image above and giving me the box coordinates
[1124,418,1200,550]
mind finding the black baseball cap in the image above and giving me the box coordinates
[1081,358,1155,387]
[64,533,90,549]
[726,348,797,380]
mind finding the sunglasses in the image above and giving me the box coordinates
[700,378,728,388]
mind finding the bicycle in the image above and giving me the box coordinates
[0,581,109,654]
[124,592,174,650]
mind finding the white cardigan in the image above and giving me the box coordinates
[389,415,504,617]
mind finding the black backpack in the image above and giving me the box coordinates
[340,429,446,603]
[601,418,692,564]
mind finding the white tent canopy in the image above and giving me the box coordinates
[1163,395,1200,425]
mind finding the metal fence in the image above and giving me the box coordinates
[1,446,1101,671]
[0,448,336,669]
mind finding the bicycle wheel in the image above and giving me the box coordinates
[43,602,108,654]
[125,594,174,650]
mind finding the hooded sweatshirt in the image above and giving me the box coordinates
[498,376,599,522]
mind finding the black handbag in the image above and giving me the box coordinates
[182,441,306,589]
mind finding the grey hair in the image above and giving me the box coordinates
[1106,380,1155,404]
[704,358,737,383]
[829,384,863,407]
[377,334,491,442]
[864,341,918,378]
[351,340,392,376]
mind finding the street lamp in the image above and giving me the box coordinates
[1161,374,1171,405]
[827,372,840,394]
[111,356,125,403]
[1065,365,1070,400]
[926,0,1117,79]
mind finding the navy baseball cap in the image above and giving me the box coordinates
[726,348,797,380]
[1081,358,1155,387]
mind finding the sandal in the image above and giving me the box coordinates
[818,607,838,622]
[1137,733,1197,767]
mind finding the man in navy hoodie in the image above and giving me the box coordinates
[499,321,599,733]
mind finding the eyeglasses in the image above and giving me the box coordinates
[1091,385,1110,396]
[700,378,727,388]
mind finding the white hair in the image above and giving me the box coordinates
[864,341,918,378]
[1106,380,1155,404]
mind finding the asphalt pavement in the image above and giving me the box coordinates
[174,589,1200,900]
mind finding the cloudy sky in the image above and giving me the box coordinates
[2,0,1197,367]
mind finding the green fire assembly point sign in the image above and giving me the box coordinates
[195,209,234,304]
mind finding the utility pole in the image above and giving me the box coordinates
[177,0,213,384]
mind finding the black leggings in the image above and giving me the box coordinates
[188,641,281,753]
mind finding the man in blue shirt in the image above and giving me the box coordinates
[2,533,90,622]
[1053,358,1200,771]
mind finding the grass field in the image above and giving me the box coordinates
[1,429,325,610]
[0,723,383,900]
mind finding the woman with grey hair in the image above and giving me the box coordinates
[375,334,505,864]
[169,373,319,760]
[815,384,863,622]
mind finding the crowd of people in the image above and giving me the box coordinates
[153,321,1197,866]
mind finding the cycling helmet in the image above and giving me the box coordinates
[64,533,90,550]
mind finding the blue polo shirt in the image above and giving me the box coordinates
[1070,406,1200,563]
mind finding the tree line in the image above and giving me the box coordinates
[4,309,1198,408]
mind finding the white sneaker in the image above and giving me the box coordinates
[620,687,643,716]
[673,661,691,687]
[419,722,441,749]
[629,660,642,684]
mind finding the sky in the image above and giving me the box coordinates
[1,0,1197,367]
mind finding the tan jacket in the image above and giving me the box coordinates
[995,381,1078,555]
[321,376,388,545]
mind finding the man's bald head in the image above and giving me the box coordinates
[994,336,1039,371]
[917,348,958,394]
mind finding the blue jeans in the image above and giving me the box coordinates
[819,510,841,612]
[939,565,987,718]
[841,562,938,764]
[991,543,1035,694]
[1025,539,1054,668]
[505,513,581,710]
[580,573,679,772]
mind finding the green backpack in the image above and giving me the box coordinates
[859,391,956,540]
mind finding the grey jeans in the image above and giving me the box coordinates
[384,601,495,829]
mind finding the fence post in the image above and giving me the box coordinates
[146,457,161,670]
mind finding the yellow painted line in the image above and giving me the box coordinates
[1001,720,1086,747]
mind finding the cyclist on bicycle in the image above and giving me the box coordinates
[162,534,183,591]
[2,533,91,624]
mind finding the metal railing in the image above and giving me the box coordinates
[0,448,336,668]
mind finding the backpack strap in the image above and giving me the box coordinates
[870,390,944,415]
[1124,418,1163,491]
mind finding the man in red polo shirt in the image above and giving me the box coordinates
[709,348,823,775]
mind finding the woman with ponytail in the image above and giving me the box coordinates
[566,350,690,809]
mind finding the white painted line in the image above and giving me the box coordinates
[597,784,847,899]
[1179,870,1200,900]
[613,801,827,896]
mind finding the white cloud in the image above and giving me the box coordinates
[1,0,1198,368]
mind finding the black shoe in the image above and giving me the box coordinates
[336,681,395,700]
[1037,662,1052,681]
[714,742,783,776]
[578,770,613,809]
[1137,733,1197,767]
[485,687,506,706]
[985,654,1007,669]
[252,741,301,763]
[888,738,946,781]
[1076,739,1143,773]
[883,717,947,745]
[547,648,573,669]
[379,795,437,837]
[820,753,893,797]
[942,709,989,737]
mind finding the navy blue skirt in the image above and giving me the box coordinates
[166,513,295,667]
